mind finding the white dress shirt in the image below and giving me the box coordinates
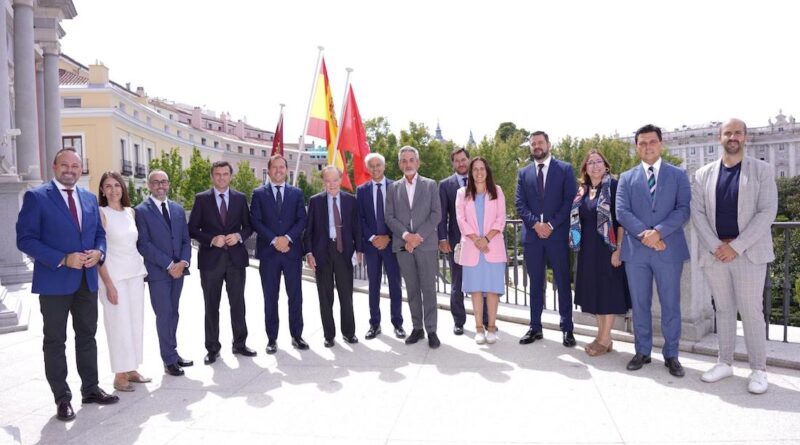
[53,178,82,227]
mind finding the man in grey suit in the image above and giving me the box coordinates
[691,118,777,394]
[385,146,443,348]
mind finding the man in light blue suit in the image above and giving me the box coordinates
[17,148,118,422]
[616,124,691,377]
[135,170,193,377]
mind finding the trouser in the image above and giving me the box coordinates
[365,247,404,328]
[315,241,355,340]
[148,277,183,365]
[99,275,145,372]
[200,252,248,353]
[396,249,438,334]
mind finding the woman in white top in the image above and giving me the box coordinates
[97,172,150,391]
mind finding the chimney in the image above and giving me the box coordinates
[191,107,203,129]
[88,62,109,86]
[221,112,228,133]
[234,119,245,138]
[135,86,148,104]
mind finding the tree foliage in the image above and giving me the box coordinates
[296,171,324,204]
[231,160,261,202]
[180,147,212,209]
[127,177,146,207]
[148,147,185,203]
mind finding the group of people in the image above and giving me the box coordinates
[15,118,777,422]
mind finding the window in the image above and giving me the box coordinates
[146,116,152,126]
[120,139,127,161]
[201,138,207,146]
[779,144,786,151]
[134,144,140,165]
[133,110,139,119]
[249,148,254,156]
[63,97,81,108]
[226,143,231,151]
[207,123,213,129]
[261,150,267,157]
[251,168,255,175]
[119,103,126,112]
[707,145,714,154]
[169,114,174,120]
[262,168,267,182]
[213,141,219,148]
[189,134,194,141]
[238,146,243,154]
[177,130,182,138]
[164,125,169,133]
[147,147,153,164]
[690,147,696,155]
[289,171,294,184]
[317,164,322,171]
[779,171,786,177]
[62,135,86,173]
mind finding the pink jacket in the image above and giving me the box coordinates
[455,185,507,267]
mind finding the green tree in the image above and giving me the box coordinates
[495,121,530,143]
[399,121,451,181]
[296,171,323,204]
[471,129,530,218]
[365,116,401,180]
[148,147,185,203]
[231,160,261,202]
[127,177,146,207]
[776,176,800,220]
[180,147,212,209]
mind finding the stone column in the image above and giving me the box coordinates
[12,0,41,181]
[43,45,61,177]
[0,6,13,174]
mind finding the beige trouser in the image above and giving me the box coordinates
[702,255,767,371]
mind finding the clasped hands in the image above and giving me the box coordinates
[471,235,490,254]
[272,236,292,253]
[533,222,553,239]
[714,242,738,263]
[638,229,666,251]
[372,235,391,251]
[167,261,186,279]
[211,234,241,248]
[63,250,103,269]
[404,233,423,253]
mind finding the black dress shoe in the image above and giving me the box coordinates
[428,332,441,349]
[324,338,335,348]
[266,340,278,355]
[232,346,257,357]
[626,353,652,371]
[56,400,75,421]
[519,328,543,344]
[204,351,220,365]
[81,388,119,405]
[394,326,406,338]
[365,325,381,339]
[665,358,686,377]
[177,356,193,367]
[292,337,310,350]
[404,329,425,345]
[343,335,359,344]
[453,325,464,336]
[562,331,577,347]
[164,363,185,376]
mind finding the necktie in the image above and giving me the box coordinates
[462,177,467,187]
[647,166,656,197]
[332,196,343,253]
[376,183,386,235]
[161,201,171,228]
[219,193,227,226]
[537,163,545,196]
[275,185,283,214]
[63,189,80,229]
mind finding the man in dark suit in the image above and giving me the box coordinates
[304,166,363,348]
[438,147,487,335]
[356,153,405,340]
[188,161,256,365]
[135,170,194,376]
[251,155,309,354]
[16,148,118,421]
[515,131,578,347]
[616,124,690,377]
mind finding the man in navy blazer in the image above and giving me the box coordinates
[304,166,363,347]
[250,155,309,354]
[616,124,691,377]
[515,131,578,347]
[135,170,193,377]
[188,161,256,365]
[17,148,118,421]
[357,153,405,339]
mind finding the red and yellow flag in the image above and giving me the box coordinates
[307,59,352,190]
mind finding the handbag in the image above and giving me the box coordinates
[453,242,462,265]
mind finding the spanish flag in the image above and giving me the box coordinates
[307,59,352,190]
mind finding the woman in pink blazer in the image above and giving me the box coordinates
[455,157,507,344]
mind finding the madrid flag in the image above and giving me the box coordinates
[271,108,284,156]
[337,85,371,187]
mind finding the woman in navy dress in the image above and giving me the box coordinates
[569,150,630,356]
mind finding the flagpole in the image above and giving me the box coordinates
[293,45,324,186]
[332,67,353,168]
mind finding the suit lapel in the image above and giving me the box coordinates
[46,181,80,232]
[147,198,171,231]
[398,180,411,213]
[210,190,225,227]
[411,177,423,210]
[708,160,721,233]
[636,165,654,206]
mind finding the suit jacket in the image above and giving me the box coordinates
[515,158,577,243]
[438,173,465,246]
[250,183,307,260]
[188,188,252,270]
[615,160,691,263]
[356,179,395,255]
[455,185,508,266]
[135,198,192,282]
[16,181,106,295]
[303,191,362,269]
[691,156,777,266]
[385,174,442,253]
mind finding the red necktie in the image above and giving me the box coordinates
[63,189,80,230]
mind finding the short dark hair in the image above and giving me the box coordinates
[268,154,287,169]
[530,131,550,144]
[53,147,79,164]
[211,160,233,175]
[450,147,470,162]
[634,124,662,144]
[98,171,132,208]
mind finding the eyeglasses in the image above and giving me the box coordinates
[150,179,170,186]
[586,160,605,167]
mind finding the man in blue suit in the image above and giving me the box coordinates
[17,148,118,422]
[250,155,309,354]
[304,166,363,348]
[356,153,405,340]
[616,124,691,377]
[515,131,578,347]
[135,170,193,377]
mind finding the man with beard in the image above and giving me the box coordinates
[515,131,578,347]
[691,118,777,394]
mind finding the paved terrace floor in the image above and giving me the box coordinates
[2,255,799,444]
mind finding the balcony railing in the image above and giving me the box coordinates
[764,222,800,342]
[82,157,89,175]
[121,159,132,176]
[135,163,146,179]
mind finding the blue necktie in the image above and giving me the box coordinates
[647,166,656,197]
[376,183,387,235]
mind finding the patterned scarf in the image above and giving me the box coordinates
[569,174,617,252]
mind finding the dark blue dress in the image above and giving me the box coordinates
[574,183,631,315]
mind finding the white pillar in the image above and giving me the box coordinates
[43,45,61,177]
[12,0,41,180]
[0,5,13,173]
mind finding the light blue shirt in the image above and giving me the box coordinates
[327,192,342,240]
